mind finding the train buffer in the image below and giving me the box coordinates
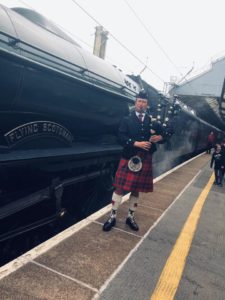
[0,153,225,300]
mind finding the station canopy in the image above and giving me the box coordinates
[169,56,225,132]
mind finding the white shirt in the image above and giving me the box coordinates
[135,111,145,122]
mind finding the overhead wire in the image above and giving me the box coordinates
[17,0,195,95]
[123,0,200,96]
[16,0,165,85]
[71,0,165,84]
[123,0,184,78]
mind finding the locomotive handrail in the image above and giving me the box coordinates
[0,30,137,99]
[0,46,135,102]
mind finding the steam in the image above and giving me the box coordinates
[152,116,203,177]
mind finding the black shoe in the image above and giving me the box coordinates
[126,216,139,231]
[103,216,116,232]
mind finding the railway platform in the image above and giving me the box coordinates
[0,153,224,300]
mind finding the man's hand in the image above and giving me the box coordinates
[150,135,163,143]
[134,141,151,151]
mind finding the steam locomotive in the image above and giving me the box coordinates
[0,5,221,242]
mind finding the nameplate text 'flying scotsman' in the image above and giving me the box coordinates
[4,121,74,147]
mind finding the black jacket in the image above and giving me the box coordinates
[118,111,165,159]
[210,151,225,169]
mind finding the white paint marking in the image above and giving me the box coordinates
[31,261,98,293]
[153,152,205,183]
[138,204,163,212]
[0,218,91,280]
[92,170,202,300]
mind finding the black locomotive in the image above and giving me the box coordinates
[0,5,221,242]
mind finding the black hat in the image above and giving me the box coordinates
[137,89,148,100]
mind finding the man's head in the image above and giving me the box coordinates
[135,90,148,113]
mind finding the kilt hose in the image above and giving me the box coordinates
[113,152,153,193]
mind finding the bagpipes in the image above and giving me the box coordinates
[152,93,181,137]
[128,93,180,172]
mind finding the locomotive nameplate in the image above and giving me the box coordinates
[4,121,74,147]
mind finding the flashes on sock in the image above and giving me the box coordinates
[111,192,123,210]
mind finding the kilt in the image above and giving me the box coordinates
[113,152,153,193]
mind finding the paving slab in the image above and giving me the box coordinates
[36,222,140,290]
[0,262,95,300]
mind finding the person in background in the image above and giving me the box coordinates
[220,140,225,182]
[103,90,165,232]
[207,131,216,154]
[210,144,224,186]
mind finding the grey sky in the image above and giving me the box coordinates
[1,0,224,91]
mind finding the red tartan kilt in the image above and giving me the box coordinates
[113,152,153,193]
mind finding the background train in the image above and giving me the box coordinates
[0,5,222,244]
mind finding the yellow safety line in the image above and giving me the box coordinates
[150,173,214,300]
